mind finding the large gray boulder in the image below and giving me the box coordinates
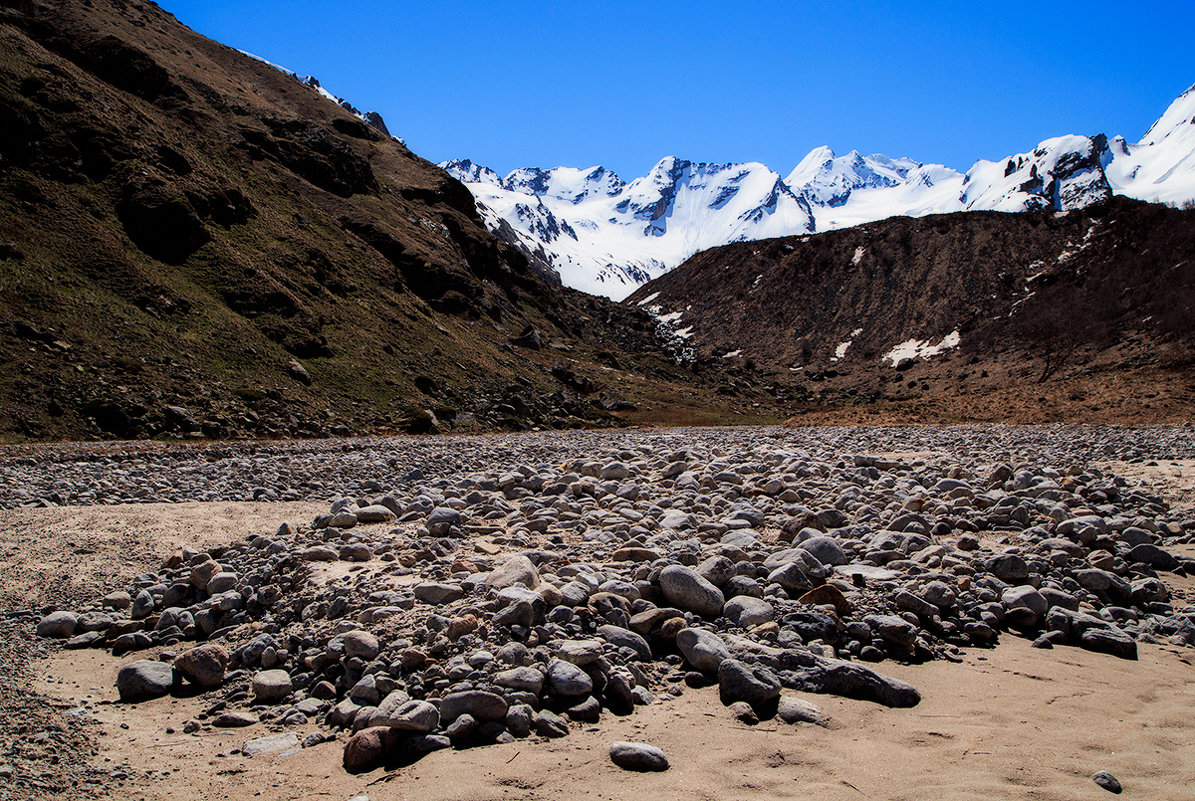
[116,660,176,702]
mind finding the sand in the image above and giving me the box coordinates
[6,501,1195,800]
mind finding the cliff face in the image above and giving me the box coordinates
[0,0,711,440]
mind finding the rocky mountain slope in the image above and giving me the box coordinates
[0,0,763,442]
[445,85,1195,299]
[628,197,1195,423]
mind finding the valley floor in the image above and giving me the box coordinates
[2,427,1194,800]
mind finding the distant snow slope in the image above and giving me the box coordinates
[444,84,1195,299]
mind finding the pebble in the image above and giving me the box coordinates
[1092,770,1123,793]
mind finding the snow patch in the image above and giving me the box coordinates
[722,349,743,358]
[884,330,961,366]
[851,246,865,265]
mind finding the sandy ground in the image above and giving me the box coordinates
[5,498,1195,800]
[1102,460,1195,511]
[0,502,325,610]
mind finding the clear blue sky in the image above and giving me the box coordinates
[162,0,1194,179]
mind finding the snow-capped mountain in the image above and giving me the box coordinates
[443,84,1195,300]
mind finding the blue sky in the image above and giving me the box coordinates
[164,0,1194,179]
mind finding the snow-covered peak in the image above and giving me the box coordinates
[963,134,1112,212]
[500,165,626,204]
[445,84,1195,298]
[1141,82,1195,147]
[787,147,929,207]
[1104,83,1195,205]
[441,158,502,186]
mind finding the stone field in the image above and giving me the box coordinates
[3,425,1195,799]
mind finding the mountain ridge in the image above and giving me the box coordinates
[444,84,1195,299]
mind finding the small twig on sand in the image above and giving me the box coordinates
[842,780,870,797]
[505,751,520,764]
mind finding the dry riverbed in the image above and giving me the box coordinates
[2,426,1194,800]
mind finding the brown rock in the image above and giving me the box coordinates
[798,584,852,615]
[173,644,229,687]
[611,547,660,562]
[343,726,398,773]
[447,614,479,640]
[658,617,687,640]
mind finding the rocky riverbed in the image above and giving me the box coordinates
[4,425,1195,798]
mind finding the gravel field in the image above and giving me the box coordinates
[3,424,1195,800]
[2,425,1193,510]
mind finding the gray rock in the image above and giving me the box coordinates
[696,555,736,587]
[251,669,293,703]
[426,506,461,536]
[213,711,258,728]
[1001,585,1048,626]
[723,596,775,627]
[986,553,1029,583]
[414,582,465,605]
[242,732,300,757]
[676,628,730,673]
[116,660,176,702]
[1092,770,1123,794]
[659,565,724,616]
[485,554,541,589]
[718,658,781,707]
[777,696,824,725]
[596,625,652,660]
[495,666,545,694]
[547,659,593,696]
[379,699,438,733]
[609,741,669,772]
[355,504,397,524]
[1127,543,1178,571]
[343,630,381,660]
[36,611,78,638]
[555,639,603,666]
[799,536,848,566]
[864,614,918,651]
[439,690,508,722]
[205,572,239,594]
[534,709,569,737]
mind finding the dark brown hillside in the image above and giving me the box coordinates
[0,0,767,441]
[629,198,1195,423]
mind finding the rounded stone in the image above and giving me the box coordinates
[173,644,229,687]
[116,660,176,702]
[36,611,78,639]
[547,659,593,696]
[659,565,724,616]
[342,630,381,661]
[609,741,669,772]
[252,669,293,703]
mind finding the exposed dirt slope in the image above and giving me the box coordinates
[0,0,768,442]
[628,198,1195,422]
